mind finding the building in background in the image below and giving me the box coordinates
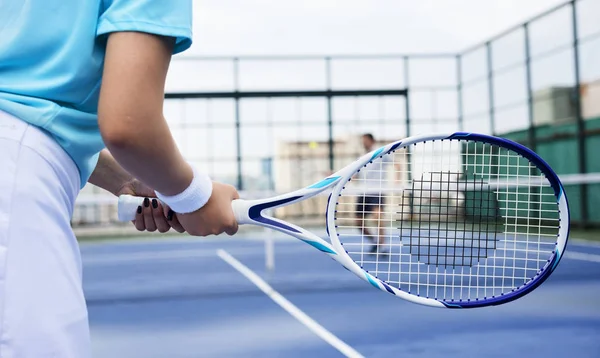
[581,79,600,120]
[533,79,600,125]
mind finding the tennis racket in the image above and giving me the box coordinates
[117,132,569,308]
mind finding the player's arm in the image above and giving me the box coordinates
[97,31,239,236]
[381,153,402,181]
[98,32,191,195]
[89,149,186,233]
[88,149,135,196]
[394,163,402,181]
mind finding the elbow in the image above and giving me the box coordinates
[98,114,137,151]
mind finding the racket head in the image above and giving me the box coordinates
[325,132,569,308]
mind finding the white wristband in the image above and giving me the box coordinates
[155,165,213,214]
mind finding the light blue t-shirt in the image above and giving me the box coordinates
[0,0,193,188]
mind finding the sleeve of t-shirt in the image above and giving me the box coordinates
[97,0,193,54]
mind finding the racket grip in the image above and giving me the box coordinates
[231,199,253,225]
[117,194,145,222]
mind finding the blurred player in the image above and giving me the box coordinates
[0,1,239,356]
[355,133,400,254]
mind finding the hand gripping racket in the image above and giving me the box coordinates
[117,132,569,308]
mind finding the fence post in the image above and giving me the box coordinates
[404,56,411,138]
[233,57,243,190]
[486,42,496,135]
[457,54,464,132]
[524,24,536,151]
[326,57,334,172]
[571,0,588,228]
[403,56,414,217]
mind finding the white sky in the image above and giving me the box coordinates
[186,0,566,55]
[157,0,600,187]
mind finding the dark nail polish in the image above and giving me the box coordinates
[144,198,150,207]
[137,206,142,214]
[152,199,158,209]
[167,210,174,221]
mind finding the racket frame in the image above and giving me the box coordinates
[233,132,569,308]
[118,131,569,308]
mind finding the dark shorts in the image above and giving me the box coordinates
[356,195,385,216]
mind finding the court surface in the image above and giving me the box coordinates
[82,232,600,358]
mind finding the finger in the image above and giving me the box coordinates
[168,212,186,233]
[152,199,170,233]
[161,203,185,233]
[142,197,157,232]
[162,204,173,220]
[134,205,145,231]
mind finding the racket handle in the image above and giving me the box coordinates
[117,194,145,222]
[231,199,252,225]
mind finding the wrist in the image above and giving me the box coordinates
[90,149,136,196]
[113,176,138,196]
[154,164,213,214]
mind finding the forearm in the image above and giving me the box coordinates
[88,149,135,196]
[101,118,193,196]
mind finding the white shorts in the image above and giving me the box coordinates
[0,111,90,357]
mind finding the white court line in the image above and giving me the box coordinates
[564,251,600,263]
[217,249,364,358]
[82,249,218,265]
[82,244,310,266]
[568,239,600,248]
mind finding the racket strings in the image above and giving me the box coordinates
[334,139,560,301]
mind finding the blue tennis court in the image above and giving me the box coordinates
[82,234,600,358]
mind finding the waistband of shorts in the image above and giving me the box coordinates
[0,110,81,195]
